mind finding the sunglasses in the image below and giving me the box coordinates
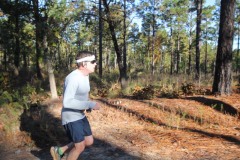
[86,60,97,64]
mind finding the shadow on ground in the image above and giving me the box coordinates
[19,103,141,160]
[185,96,238,116]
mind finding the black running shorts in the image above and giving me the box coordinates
[63,116,92,143]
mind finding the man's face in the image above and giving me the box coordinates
[85,60,97,73]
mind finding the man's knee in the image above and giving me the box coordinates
[85,136,94,146]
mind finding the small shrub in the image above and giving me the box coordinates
[97,87,109,97]
[0,91,13,105]
[181,83,195,95]
[107,83,122,98]
[132,85,154,100]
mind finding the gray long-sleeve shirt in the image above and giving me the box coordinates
[61,69,96,125]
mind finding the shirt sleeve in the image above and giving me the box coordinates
[63,76,96,110]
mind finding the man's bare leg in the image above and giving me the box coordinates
[66,135,94,160]
[66,141,85,160]
[60,142,74,153]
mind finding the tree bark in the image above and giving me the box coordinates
[99,0,103,78]
[176,32,180,74]
[237,21,240,74]
[33,0,43,79]
[170,27,174,75]
[102,0,127,88]
[43,14,58,99]
[123,0,127,79]
[204,28,208,78]
[14,0,20,72]
[47,58,58,99]
[188,30,192,75]
[212,0,235,95]
[195,0,203,80]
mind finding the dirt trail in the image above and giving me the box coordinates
[1,94,240,160]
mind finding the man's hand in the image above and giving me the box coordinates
[92,102,101,110]
[86,108,92,112]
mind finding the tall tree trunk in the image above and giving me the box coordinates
[204,28,208,78]
[188,6,193,76]
[212,0,235,95]
[151,2,156,76]
[14,0,20,71]
[188,31,192,76]
[123,0,127,80]
[176,32,180,74]
[237,21,240,74]
[204,39,208,77]
[33,0,42,79]
[151,27,155,76]
[99,0,103,78]
[43,13,58,99]
[147,35,150,71]
[106,47,110,72]
[44,39,58,99]
[102,0,127,88]
[195,0,203,80]
[170,27,174,75]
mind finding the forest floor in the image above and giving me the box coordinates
[0,93,240,160]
